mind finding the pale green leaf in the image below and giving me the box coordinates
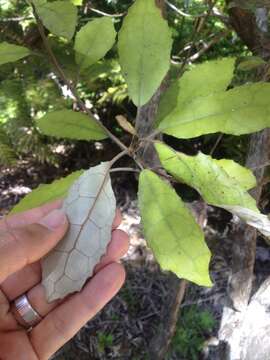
[157,82,270,139]
[156,58,235,126]
[70,0,82,5]
[0,42,31,66]
[36,109,107,140]
[156,143,270,237]
[138,169,212,286]
[11,170,83,214]
[42,162,116,302]
[156,142,258,211]
[35,0,77,40]
[238,56,266,71]
[118,0,172,106]
[74,18,116,70]
[213,158,256,190]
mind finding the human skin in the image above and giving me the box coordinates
[0,200,129,360]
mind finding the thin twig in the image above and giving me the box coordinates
[165,0,206,18]
[87,7,126,18]
[0,16,33,22]
[189,30,230,62]
[210,133,224,156]
[31,2,128,154]
[250,161,270,170]
[110,167,141,174]
[109,150,128,167]
[165,0,229,24]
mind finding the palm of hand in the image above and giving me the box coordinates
[0,201,128,360]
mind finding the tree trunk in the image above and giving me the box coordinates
[135,75,188,359]
[216,3,270,359]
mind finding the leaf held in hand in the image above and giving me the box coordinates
[36,109,107,141]
[0,42,31,66]
[42,162,116,302]
[74,18,116,70]
[138,169,212,286]
[34,0,77,40]
[118,0,172,106]
[10,170,83,214]
[156,142,270,236]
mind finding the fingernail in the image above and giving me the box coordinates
[39,209,67,230]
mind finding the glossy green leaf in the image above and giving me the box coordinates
[36,109,107,140]
[157,81,270,139]
[42,162,116,302]
[0,42,31,66]
[35,1,77,40]
[156,58,235,126]
[138,170,212,286]
[74,18,116,70]
[10,170,83,214]
[118,0,172,106]
[213,158,256,190]
[156,143,270,237]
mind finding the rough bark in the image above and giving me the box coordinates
[218,130,270,360]
[226,2,270,59]
[216,3,270,359]
[135,1,188,348]
[135,77,188,360]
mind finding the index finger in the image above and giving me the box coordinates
[1,202,122,231]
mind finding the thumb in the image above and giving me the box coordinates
[0,209,68,282]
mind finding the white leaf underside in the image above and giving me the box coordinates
[42,162,116,302]
[222,205,270,237]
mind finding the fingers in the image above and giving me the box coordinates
[0,200,63,231]
[29,262,125,360]
[1,210,125,300]
[95,229,129,273]
[0,210,68,283]
[2,229,129,323]
[112,208,122,229]
[0,263,41,301]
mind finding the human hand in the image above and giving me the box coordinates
[0,200,129,360]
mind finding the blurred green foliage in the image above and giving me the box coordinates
[97,332,114,354]
[169,306,216,360]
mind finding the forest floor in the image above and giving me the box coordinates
[1,151,270,360]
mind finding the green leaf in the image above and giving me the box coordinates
[157,81,270,139]
[213,158,256,190]
[74,18,116,70]
[156,58,235,126]
[118,0,172,106]
[34,1,77,40]
[36,109,107,140]
[138,169,212,286]
[11,170,83,214]
[156,142,258,211]
[70,0,82,5]
[0,42,31,66]
[238,56,266,71]
[156,143,270,237]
